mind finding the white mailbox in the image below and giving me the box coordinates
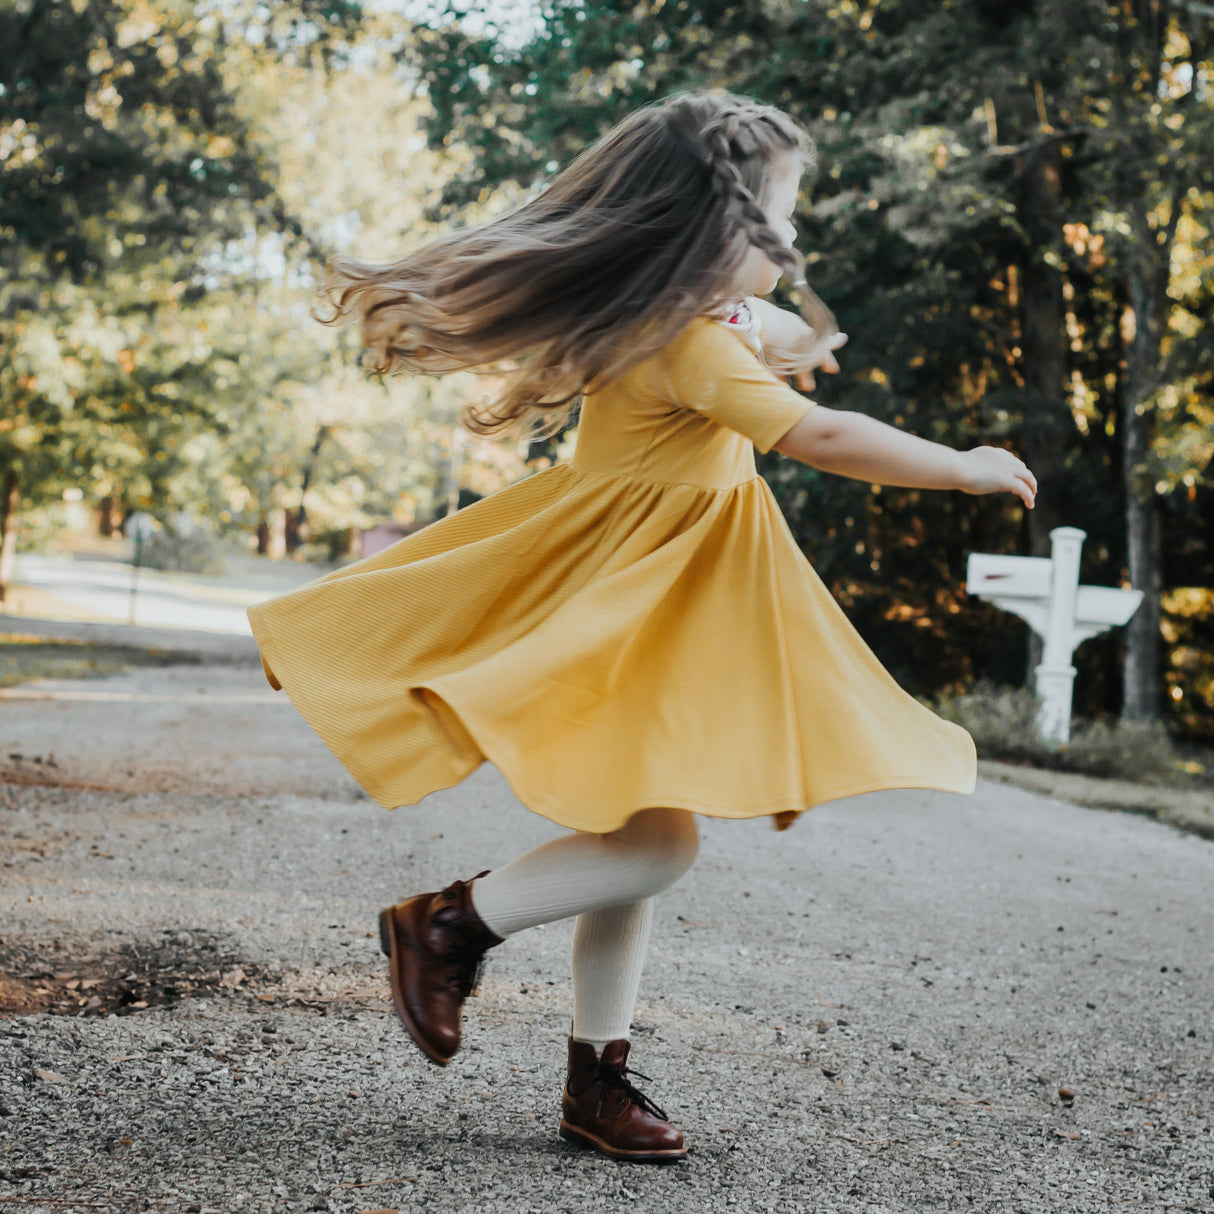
[966,527,1143,746]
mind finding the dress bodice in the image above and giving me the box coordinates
[570,317,812,492]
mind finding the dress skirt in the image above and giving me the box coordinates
[248,317,976,833]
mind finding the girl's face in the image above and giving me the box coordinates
[730,153,802,299]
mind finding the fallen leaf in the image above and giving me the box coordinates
[340,1178,417,1188]
[36,1069,68,1083]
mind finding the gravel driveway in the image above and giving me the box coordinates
[2,656,1212,1214]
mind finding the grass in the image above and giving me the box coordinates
[931,681,1209,791]
[0,633,198,688]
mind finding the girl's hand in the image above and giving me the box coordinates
[793,331,848,393]
[749,299,848,391]
[958,447,1037,508]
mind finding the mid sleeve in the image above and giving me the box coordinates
[659,319,816,454]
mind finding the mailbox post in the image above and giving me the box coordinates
[966,527,1143,747]
[124,511,156,626]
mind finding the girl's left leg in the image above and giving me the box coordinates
[558,897,686,1160]
[571,898,654,1049]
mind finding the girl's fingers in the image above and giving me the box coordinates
[1014,459,1037,506]
[792,333,844,390]
[1015,471,1036,508]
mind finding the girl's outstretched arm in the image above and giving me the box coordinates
[772,406,1037,508]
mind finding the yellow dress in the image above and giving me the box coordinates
[247,317,976,833]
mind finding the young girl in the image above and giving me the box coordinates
[247,91,1035,1163]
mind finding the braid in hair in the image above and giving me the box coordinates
[698,106,839,372]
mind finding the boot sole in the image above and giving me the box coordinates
[379,907,452,1068]
[559,1120,688,1163]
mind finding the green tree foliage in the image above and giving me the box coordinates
[0,0,526,589]
[401,0,1214,733]
[0,0,300,590]
[215,49,531,555]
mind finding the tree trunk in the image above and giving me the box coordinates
[286,425,331,554]
[1017,147,1070,684]
[443,426,466,519]
[1120,249,1167,720]
[98,486,123,537]
[0,469,19,603]
[267,510,287,560]
[284,511,303,555]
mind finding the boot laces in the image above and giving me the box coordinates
[591,1059,669,1122]
[437,943,486,999]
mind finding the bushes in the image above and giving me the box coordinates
[137,524,228,576]
[932,681,1186,785]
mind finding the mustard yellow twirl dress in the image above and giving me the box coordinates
[248,317,976,834]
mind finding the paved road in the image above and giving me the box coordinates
[10,553,320,635]
[2,659,1212,1213]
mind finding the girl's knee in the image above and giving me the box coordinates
[615,807,699,891]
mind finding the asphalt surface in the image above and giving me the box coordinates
[2,655,1213,1214]
[9,552,321,636]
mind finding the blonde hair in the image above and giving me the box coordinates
[325,91,837,438]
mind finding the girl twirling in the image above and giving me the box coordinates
[248,91,1035,1163]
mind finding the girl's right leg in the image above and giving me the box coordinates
[379,808,697,1064]
[470,806,699,935]
[379,807,698,1161]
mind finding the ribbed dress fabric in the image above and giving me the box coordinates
[248,316,977,833]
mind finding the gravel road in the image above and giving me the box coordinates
[2,656,1212,1214]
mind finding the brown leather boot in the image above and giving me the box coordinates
[378,872,503,1066]
[559,1037,687,1162]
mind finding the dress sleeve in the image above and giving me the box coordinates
[660,318,816,454]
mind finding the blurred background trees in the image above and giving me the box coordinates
[2,0,1210,741]
[402,0,1212,739]
[0,0,526,587]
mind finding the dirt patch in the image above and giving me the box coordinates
[978,758,1214,841]
[0,930,276,1018]
[0,755,116,793]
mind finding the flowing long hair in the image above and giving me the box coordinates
[325,91,837,438]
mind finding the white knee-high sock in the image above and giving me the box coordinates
[571,899,653,1048]
[469,806,698,938]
